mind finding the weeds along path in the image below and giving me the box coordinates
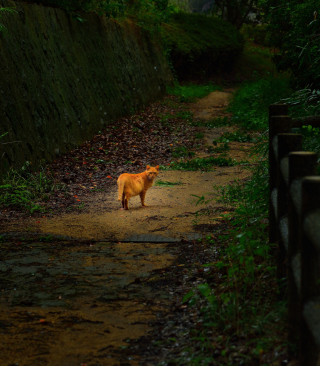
[0,88,256,365]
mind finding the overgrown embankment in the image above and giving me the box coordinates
[0,0,172,177]
[163,13,244,80]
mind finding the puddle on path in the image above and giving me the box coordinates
[0,240,176,366]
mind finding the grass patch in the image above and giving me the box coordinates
[181,159,287,364]
[167,82,222,103]
[0,168,65,213]
[208,142,230,153]
[217,130,254,143]
[155,180,184,186]
[168,72,294,364]
[191,116,231,128]
[172,146,195,158]
[228,76,292,130]
[161,156,239,171]
[195,132,204,140]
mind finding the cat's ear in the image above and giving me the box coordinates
[156,165,160,170]
[146,165,150,170]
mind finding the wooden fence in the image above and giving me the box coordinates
[269,104,320,365]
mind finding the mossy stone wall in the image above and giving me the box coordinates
[0,0,172,175]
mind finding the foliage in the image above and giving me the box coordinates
[0,166,65,213]
[161,156,239,171]
[208,141,230,154]
[182,147,286,364]
[162,12,244,80]
[283,87,320,118]
[14,0,171,29]
[218,130,254,143]
[154,179,183,186]
[172,146,195,158]
[281,87,320,166]
[228,75,291,130]
[211,0,260,29]
[261,0,320,87]
[0,6,17,34]
[167,82,222,103]
[241,24,271,47]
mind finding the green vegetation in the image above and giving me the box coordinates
[176,75,293,364]
[167,82,222,103]
[218,130,254,143]
[155,180,184,186]
[208,141,230,153]
[163,12,244,80]
[161,156,238,171]
[0,168,65,213]
[172,146,195,158]
[183,160,286,364]
[241,24,271,47]
[0,6,17,34]
[262,0,320,87]
[210,0,259,29]
[15,0,171,30]
[228,76,292,130]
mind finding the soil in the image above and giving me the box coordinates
[0,88,256,365]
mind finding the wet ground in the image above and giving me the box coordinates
[0,89,253,365]
[0,239,177,365]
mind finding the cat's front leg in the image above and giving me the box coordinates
[140,191,147,207]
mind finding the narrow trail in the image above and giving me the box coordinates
[0,89,255,365]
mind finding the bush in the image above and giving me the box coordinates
[262,0,320,87]
[13,0,168,23]
[162,12,244,80]
[228,75,292,130]
[241,24,271,47]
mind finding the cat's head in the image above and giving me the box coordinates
[146,165,159,180]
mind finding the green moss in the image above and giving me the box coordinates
[162,13,244,80]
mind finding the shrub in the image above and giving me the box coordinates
[262,0,320,87]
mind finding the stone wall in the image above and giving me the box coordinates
[0,0,172,175]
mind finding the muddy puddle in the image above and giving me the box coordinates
[0,240,177,365]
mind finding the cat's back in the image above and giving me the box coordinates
[117,172,144,185]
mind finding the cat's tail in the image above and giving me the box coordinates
[117,177,124,201]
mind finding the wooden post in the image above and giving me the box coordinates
[275,134,302,284]
[269,105,290,246]
[287,152,317,356]
[300,177,320,366]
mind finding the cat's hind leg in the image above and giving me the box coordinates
[121,192,126,210]
[124,196,129,210]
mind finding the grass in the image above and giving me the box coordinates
[207,142,230,153]
[0,168,65,213]
[228,75,292,130]
[161,156,239,171]
[155,180,184,186]
[167,82,222,103]
[169,75,294,365]
[172,146,195,158]
[218,130,254,143]
[191,116,231,128]
[182,160,287,364]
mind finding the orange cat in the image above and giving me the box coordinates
[117,165,160,210]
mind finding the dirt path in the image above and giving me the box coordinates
[0,89,254,365]
[6,88,251,242]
